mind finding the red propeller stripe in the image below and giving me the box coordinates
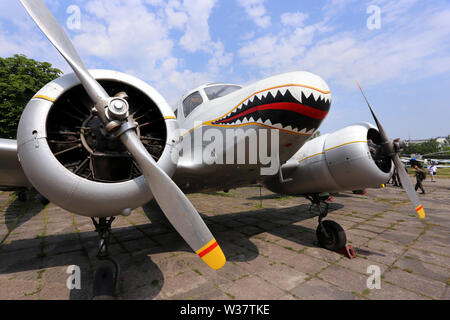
[197,240,219,258]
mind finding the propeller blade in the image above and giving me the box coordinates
[19,0,109,120]
[21,0,226,269]
[356,81,425,219]
[356,81,390,143]
[394,156,425,219]
[120,130,226,270]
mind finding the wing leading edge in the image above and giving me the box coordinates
[0,139,31,190]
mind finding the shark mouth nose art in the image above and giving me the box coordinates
[211,86,331,135]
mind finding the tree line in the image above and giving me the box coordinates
[0,54,62,139]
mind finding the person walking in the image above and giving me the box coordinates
[392,167,401,187]
[431,162,437,182]
[428,162,435,182]
[413,162,427,194]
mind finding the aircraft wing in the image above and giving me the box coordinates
[0,139,31,190]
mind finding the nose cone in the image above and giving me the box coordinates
[211,71,332,135]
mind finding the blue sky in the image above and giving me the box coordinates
[1,0,449,140]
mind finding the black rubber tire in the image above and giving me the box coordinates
[93,265,115,299]
[316,220,347,251]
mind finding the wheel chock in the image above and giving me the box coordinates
[337,245,357,259]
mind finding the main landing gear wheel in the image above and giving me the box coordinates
[93,260,119,300]
[91,217,120,300]
[306,194,347,251]
[316,220,347,251]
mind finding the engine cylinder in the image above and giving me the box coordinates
[17,70,179,217]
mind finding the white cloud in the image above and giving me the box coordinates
[178,0,217,53]
[237,0,271,29]
[238,4,450,91]
[280,12,308,28]
[67,0,232,104]
[0,1,70,73]
[165,0,189,30]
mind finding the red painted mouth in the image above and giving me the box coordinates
[211,89,331,132]
[215,102,328,124]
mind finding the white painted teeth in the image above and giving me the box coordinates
[273,123,283,129]
[311,91,320,102]
[216,118,315,135]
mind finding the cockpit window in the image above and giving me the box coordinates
[183,91,203,117]
[204,85,242,101]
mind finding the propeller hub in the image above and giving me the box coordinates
[107,97,129,120]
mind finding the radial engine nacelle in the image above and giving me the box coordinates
[17,70,180,217]
[265,123,394,195]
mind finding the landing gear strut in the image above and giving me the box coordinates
[306,194,347,251]
[91,217,120,300]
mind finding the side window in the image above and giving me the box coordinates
[173,109,178,118]
[183,91,203,118]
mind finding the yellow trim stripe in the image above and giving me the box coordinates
[33,95,56,102]
[298,140,368,164]
[207,122,313,136]
[164,116,177,120]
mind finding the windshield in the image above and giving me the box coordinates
[183,91,203,117]
[204,85,242,101]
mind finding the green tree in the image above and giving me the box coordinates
[308,130,321,141]
[402,139,440,156]
[0,54,62,139]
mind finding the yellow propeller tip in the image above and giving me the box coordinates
[196,239,226,270]
[415,205,426,219]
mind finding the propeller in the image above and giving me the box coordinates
[356,81,425,219]
[19,0,226,270]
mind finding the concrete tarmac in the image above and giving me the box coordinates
[0,178,449,300]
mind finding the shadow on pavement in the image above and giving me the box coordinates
[1,199,384,300]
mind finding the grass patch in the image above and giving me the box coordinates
[362,289,371,296]
[225,292,236,299]
[404,268,414,273]
[193,269,202,276]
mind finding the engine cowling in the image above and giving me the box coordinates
[17,70,180,217]
[265,122,394,195]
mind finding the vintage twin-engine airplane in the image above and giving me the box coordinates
[0,0,426,298]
